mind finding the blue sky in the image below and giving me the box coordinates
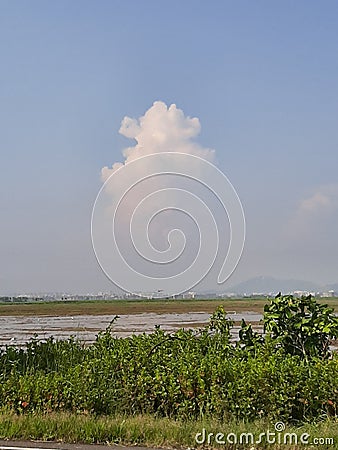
[1,0,338,294]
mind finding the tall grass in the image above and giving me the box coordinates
[0,411,337,449]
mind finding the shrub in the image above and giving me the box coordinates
[264,293,338,360]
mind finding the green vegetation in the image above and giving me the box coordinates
[0,297,267,316]
[0,411,337,448]
[0,294,337,447]
[0,296,337,317]
[264,293,338,360]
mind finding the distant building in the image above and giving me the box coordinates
[293,290,315,297]
[183,291,196,299]
[320,290,335,298]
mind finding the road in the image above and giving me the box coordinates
[0,441,162,450]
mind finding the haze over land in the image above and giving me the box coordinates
[1,2,338,295]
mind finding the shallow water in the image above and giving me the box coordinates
[0,311,262,347]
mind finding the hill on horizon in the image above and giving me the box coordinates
[227,276,324,295]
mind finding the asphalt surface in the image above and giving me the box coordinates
[0,441,162,450]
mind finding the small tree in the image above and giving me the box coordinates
[264,293,338,360]
[208,305,233,338]
[238,319,264,354]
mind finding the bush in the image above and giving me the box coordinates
[264,293,338,360]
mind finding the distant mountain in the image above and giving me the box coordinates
[227,276,323,295]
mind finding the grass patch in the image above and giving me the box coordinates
[0,297,337,318]
[0,298,277,317]
[0,412,337,449]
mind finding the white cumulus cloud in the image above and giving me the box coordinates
[299,184,338,215]
[101,101,215,182]
[285,183,338,241]
[94,101,228,294]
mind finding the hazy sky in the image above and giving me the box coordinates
[1,0,338,295]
